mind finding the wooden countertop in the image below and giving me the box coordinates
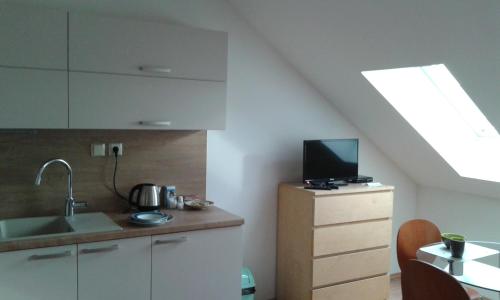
[0,207,244,253]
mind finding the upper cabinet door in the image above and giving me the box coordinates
[0,68,68,129]
[69,13,228,81]
[69,72,226,129]
[0,5,67,69]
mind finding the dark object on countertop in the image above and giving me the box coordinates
[129,183,162,211]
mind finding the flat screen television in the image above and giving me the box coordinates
[303,139,359,182]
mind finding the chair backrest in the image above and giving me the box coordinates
[397,219,441,272]
[404,259,470,300]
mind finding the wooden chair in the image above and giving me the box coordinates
[404,259,470,300]
[397,219,481,300]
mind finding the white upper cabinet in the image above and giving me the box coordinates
[0,67,68,129]
[0,6,228,130]
[0,5,67,69]
[69,13,228,81]
[69,72,226,129]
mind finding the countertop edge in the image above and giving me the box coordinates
[0,207,244,253]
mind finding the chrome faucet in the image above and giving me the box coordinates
[35,159,87,217]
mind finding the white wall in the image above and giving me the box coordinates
[228,0,500,201]
[5,0,417,298]
[417,186,500,242]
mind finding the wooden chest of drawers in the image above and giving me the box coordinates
[277,183,394,300]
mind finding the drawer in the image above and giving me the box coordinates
[314,191,393,226]
[312,275,389,300]
[313,220,391,257]
[312,247,390,287]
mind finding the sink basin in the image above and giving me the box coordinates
[0,212,122,242]
[0,216,74,240]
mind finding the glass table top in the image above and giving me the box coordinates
[418,241,500,298]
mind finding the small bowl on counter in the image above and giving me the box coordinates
[441,233,465,249]
[184,200,214,210]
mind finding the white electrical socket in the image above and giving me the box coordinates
[108,143,123,156]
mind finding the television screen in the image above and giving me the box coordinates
[303,139,359,182]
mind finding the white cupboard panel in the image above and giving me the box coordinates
[0,5,67,69]
[152,227,242,300]
[69,13,227,81]
[69,72,226,129]
[77,236,151,300]
[0,67,68,128]
[0,245,77,300]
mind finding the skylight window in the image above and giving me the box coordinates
[362,64,500,182]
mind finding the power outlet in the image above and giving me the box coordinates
[108,143,123,156]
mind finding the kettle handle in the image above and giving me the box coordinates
[129,184,144,207]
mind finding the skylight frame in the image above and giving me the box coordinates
[362,64,500,182]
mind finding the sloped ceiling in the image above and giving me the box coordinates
[229,0,500,198]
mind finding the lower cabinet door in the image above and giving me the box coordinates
[152,227,243,300]
[0,245,77,300]
[77,236,151,300]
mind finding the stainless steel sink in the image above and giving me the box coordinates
[0,216,74,240]
[0,213,122,242]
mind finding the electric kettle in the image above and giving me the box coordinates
[129,183,161,211]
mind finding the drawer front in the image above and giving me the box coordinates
[312,247,390,287]
[152,227,242,300]
[0,245,77,300]
[313,220,391,256]
[312,275,389,300]
[78,237,151,300]
[69,13,227,81]
[314,191,393,226]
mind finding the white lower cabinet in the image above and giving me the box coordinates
[0,245,77,300]
[0,227,242,300]
[77,236,151,300]
[152,227,243,300]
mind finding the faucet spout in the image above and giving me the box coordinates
[35,158,73,184]
[34,159,83,216]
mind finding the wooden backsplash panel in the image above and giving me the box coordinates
[0,130,206,219]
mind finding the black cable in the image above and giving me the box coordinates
[113,148,128,202]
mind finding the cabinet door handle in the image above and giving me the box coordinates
[154,236,188,245]
[139,121,172,127]
[29,250,72,261]
[80,244,119,254]
[138,66,172,74]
